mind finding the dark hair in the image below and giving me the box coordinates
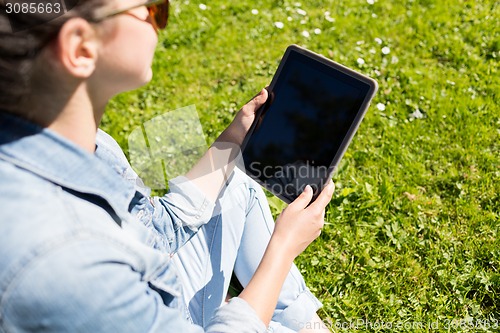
[0,0,107,114]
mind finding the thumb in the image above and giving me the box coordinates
[242,88,268,115]
[289,185,314,210]
[252,88,268,106]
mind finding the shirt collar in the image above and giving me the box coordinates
[0,112,136,220]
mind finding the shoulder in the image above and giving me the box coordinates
[0,160,138,293]
[0,162,200,333]
[95,129,130,175]
[96,129,129,164]
[0,158,118,244]
[95,129,149,195]
[0,159,67,233]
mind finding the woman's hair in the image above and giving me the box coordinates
[0,0,107,114]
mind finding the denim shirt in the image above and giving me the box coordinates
[0,112,266,333]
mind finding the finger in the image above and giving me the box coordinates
[289,184,314,210]
[253,88,268,105]
[242,88,268,114]
[309,180,335,211]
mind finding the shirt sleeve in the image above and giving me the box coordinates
[205,298,267,333]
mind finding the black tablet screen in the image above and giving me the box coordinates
[242,50,371,202]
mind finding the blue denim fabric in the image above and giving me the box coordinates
[170,168,323,332]
[0,112,321,333]
[96,130,323,332]
[0,113,265,333]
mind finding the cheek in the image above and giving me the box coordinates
[97,23,158,89]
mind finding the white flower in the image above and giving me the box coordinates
[367,0,375,4]
[374,37,382,44]
[314,28,321,35]
[251,9,259,15]
[287,16,293,21]
[376,103,386,111]
[382,46,391,55]
[302,30,310,38]
[297,8,307,16]
[409,108,424,120]
[199,4,207,10]
[300,19,307,24]
[324,11,334,22]
[274,22,284,29]
[357,58,365,65]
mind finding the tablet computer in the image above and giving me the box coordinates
[239,45,378,203]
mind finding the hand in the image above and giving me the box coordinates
[238,180,334,326]
[272,180,335,259]
[218,88,268,146]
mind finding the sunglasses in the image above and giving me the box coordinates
[94,0,169,31]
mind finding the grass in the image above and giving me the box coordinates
[101,0,499,331]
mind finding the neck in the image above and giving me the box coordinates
[50,84,108,153]
[24,82,106,153]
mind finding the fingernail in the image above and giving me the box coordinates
[328,180,335,193]
[304,185,312,193]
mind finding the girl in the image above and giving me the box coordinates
[0,0,333,332]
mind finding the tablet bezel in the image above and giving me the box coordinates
[240,44,378,203]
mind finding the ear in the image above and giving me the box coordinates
[55,18,99,78]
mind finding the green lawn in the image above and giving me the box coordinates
[101,0,499,331]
